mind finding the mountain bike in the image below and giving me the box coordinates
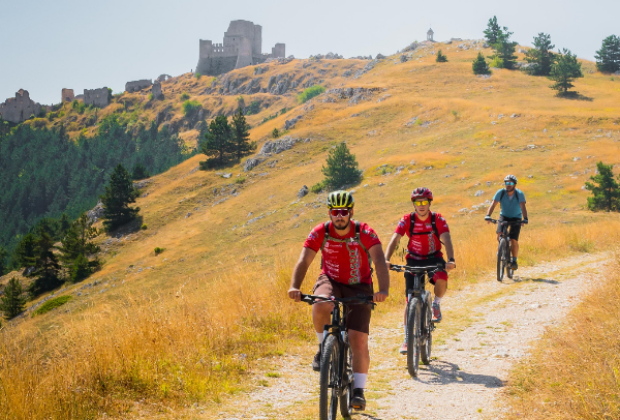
[488,218,523,281]
[300,294,375,420]
[389,263,443,378]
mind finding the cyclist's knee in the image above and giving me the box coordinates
[348,330,369,350]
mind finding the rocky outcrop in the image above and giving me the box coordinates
[259,136,300,154]
[125,79,153,93]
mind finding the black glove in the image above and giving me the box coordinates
[522,218,529,224]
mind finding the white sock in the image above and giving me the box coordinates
[434,296,443,305]
[316,332,324,344]
[403,324,407,340]
[353,373,367,389]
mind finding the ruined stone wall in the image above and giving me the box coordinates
[125,80,153,93]
[84,87,110,107]
[0,89,41,123]
[152,81,163,99]
[62,88,75,103]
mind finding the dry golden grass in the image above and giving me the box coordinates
[3,42,620,419]
[504,252,620,419]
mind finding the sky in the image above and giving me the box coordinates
[1,0,618,105]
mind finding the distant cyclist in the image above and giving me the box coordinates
[485,175,529,270]
[384,187,456,355]
[288,190,390,411]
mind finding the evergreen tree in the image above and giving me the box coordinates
[321,142,362,189]
[473,53,491,75]
[494,30,518,69]
[595,35,620,74]
[60,213,100,282]
[231,109,257,160]
[585,162,620,211]
[0,278,26,319]
[483,16,502,44]
[436,50,448,63]
[524,33,556,76]
[0,246,7,276]
[100,164,140,232]
[12,233,37,269]
[132,163,150,180]
[272,128,280,139]
[199,115,234,169]
[26,228,62,297]
[550,49,583,95]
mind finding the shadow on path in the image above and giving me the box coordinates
[415,360,504,388]
[512,277,560,285]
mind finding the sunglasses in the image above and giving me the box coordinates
[330,209,350,217]
[505,182,515,186]
[413,200,429,206]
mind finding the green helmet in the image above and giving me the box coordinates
[327,190,354,209]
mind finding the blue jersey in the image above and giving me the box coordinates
[493,188,526,218]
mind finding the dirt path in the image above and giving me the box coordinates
[202,252,605,420]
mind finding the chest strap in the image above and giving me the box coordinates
[320,221,373,275]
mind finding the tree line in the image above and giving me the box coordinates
[0,114,195,270]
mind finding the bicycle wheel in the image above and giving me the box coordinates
[497,238,506,282]
[339,336,353,419]
[319,335,340,420]
[421,296,433,365]
[506,240,514,279]
[406,298,421,378]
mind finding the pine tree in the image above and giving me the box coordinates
[595,35,620,74]
[0,246,7,276]
[585,162,620,211]
[12,233,37,269]
[321,142,362,189]
[100,164,140,232]
[473,53,491,75]
[524,33,556,76]
[483,16,502,44]
[550,49,583,95]
[0,278,26,319]
[60,213,100,282]
[199,115,234,169]
[132,163,150,180]
[26,228,62,298]
[436,50,448,63]
[272,128,280,139]
[231,109,256,161]
[494,30,518,69]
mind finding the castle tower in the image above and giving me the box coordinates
[427,28,434,42]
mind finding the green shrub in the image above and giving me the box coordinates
[297,85,325,103]
[195,72,202,79]
[180,92,190,101]
[272,128,280,139]
[235,176,246,184]
[310,182,324,194]
[246,101,260,115]
[154,247,165,255]
[33,295,72,316]
[71,100,86,114]
[489,56,504,68]
[141,224,148,230]
[147,93,154,101]
[182,100,202,117]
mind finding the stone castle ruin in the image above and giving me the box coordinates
[0,89,42,123]
[196,20,285,76]
[62,88,75,102]
[126,79,153,93]
[84,87,110,107]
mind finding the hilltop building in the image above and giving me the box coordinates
[62,88,75,103]
[196,20,286,76]
[427,28,434,42]
[84,87,111,107]
[0,89,42,123]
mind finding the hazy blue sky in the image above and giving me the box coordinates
[1,0,618,105]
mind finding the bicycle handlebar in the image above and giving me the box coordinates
[389,263,444,274]
[486,218,523,225]
[300,293,375,307]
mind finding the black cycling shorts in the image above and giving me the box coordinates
[496,216,522,241]
[404,257,447,294]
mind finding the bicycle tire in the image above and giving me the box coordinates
[497,238,506,282]
[406,298,421,377]
[339,338,353,419]
[506,240,514,279]
[319,335,340,420]
[421,296,433,365]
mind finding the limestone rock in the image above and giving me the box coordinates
[87,201,105,223]
[474,190,485,197]
[297,185,309,198]
[259,136,300,154]
[244,157,265,172]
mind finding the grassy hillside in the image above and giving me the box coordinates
[2,39,620,419]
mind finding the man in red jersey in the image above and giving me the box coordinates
[288,190,390,411]
[384,187,456,354]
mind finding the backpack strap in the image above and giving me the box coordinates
[499,189,506,201]
[407,212,443,257]
[320,221,330,269]
[355,221,373,275]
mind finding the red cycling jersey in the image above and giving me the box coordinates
[395,212,450,260]
[304,220,381,285]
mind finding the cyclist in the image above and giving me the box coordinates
[484,175,529,270]
[384,187,456,355]
[288,190,390,411]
